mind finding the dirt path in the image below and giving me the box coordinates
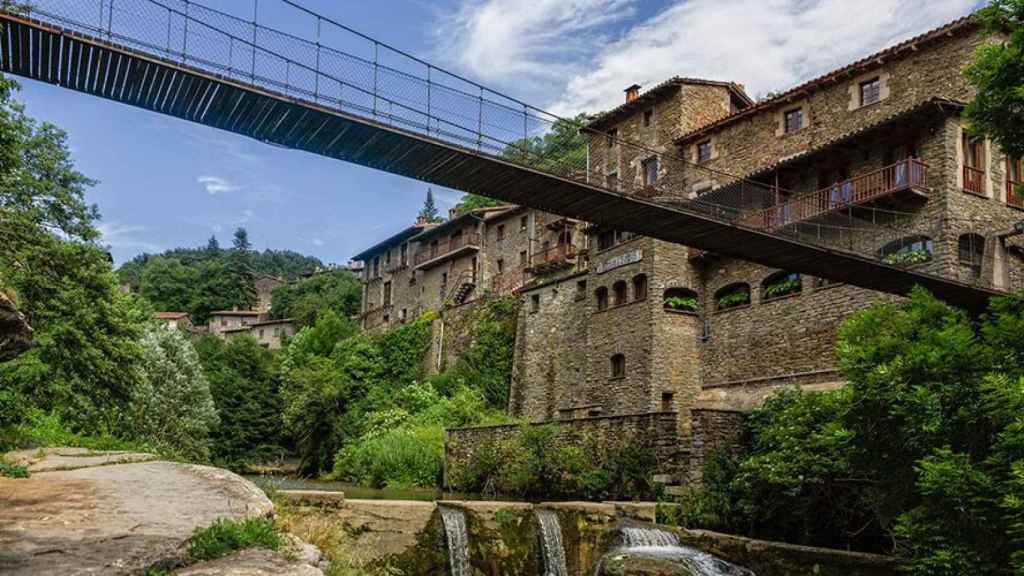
[0,448,318,575]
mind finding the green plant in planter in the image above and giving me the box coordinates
[882,249,931,266]
[664,296,698,312]
[716,289,750,310]
[763,277,802,300]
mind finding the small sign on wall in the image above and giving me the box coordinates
[596,249,643,274]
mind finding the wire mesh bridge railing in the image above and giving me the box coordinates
[14,0,949,268]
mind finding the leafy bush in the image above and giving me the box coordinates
[0,459,28,478]
[449,425,659,500]
[187,517,284,561]
[881,248,931,266]
[129,324,218,461]
[715,287,750,310]
[664,296,697,312]
[438,297,519,409]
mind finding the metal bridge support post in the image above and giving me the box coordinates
[251,0,258,83]
[372,42,379,117]
[182,1,188,63]
[426,66,431,136]
[314,17,321,101]
[477,87,483,152]
[107,0,114,39]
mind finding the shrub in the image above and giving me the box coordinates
[129,324,218,461]
[0,459,28,478]
[449,425,659,500]
[187,517,284,561]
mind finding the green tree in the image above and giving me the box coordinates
[418,188,443,223]
[269,269,361,328]
[452,194,505,217]
[206,235,220,253]
[195,335,282,468]
[965,0,1024,158]
[138,256,200,313]
[502,113,592,175]
[225,227,257,310]
[0,76,146,434]
[129,324,218,460]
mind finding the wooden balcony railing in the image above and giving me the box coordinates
[963,165,986,195]
[413,232,481,266]
[491,269,529,295]
[740,159,928,230]
[529,243,576,269]
[1008,179,1024,209]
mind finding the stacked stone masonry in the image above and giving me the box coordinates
[352,17,1024,482]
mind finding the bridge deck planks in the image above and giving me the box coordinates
[0,12,1004,312]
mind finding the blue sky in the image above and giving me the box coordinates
[17,0,981,265]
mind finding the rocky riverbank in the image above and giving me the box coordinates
[0,448,323,575]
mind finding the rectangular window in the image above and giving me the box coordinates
[643,108,654,127]
[1009,156,1023,207]
[401,308,408,322]
[531,294,540,313]
[661,392,675,412]
[519,250,527,266]
[497,258,505,274]
[496,224,505,241]
[963,134,986,195]
[784,108,804,134]
[385,249,392,265]
[860,77,881,106]
[400,243,408,266]
[383,281,392,306]
[607,128,618,147]
[576,280,587,299]
[373,256,380,277]
[697,140,712,163]
[441,272,448,285]
[642,157,659,186]
[611,354,625,379]
[520,216,528,232]
[598,230,616,251]
[606,172,619,191]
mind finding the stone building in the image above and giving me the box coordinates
[254,274,285,313]
[221,317,296,350]
[208,309,264,335]
[371,16,1024,483]
[152,311,192,332]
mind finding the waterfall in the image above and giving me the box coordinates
[600,525,756,576]
[439,506,470,576]
[536,509,568,576]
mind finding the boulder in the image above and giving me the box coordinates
[0,291,32,361]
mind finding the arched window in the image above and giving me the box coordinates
[613,281,628,306]
[762,271,802,302]
[632,274,649,301]
[595,287,609,311]
[958,233,985,277]
[714,283,751,311]
[880,235,933,266]
[664,287,699,313]
[610,354,626,379]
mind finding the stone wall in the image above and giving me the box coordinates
[688,408,749,483]
[444,411,684,486]
[510,272,589,420]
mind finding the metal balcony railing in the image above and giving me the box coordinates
[741,159,928,231]
[414,232,481,267]
[963,165,986,195]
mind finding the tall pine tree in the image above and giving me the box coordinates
[226,227,257,310]
[418,188,443,223]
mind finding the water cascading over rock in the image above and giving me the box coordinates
[536,508,569,576]
[597,525,755,576]
[439,506,470,576]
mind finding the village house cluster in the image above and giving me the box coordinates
[362,15,1024,483]
[152,274,296,349]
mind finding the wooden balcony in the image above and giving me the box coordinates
[963,165,986,195]
[741,159,928,231]
[1008,179,1024,210]
[413,232,481,269]
[527,243,577,273]
[491,269,529,295]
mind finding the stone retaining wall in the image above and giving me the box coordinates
[688,408,749,482]
[444,411,685,487]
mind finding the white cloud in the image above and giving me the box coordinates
[551,0,979,115]
[312,238,325,247]
[197,175,242,195]
[97,222,161,253]
[435,0,637,95]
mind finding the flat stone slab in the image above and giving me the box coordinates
[0,458,273,575]
[5,447,157,472]
[175,548,322,576]
[278,490,346,508]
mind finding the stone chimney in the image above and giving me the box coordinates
[625,84,641,103]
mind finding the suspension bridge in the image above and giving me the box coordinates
[0,0,1008,311]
